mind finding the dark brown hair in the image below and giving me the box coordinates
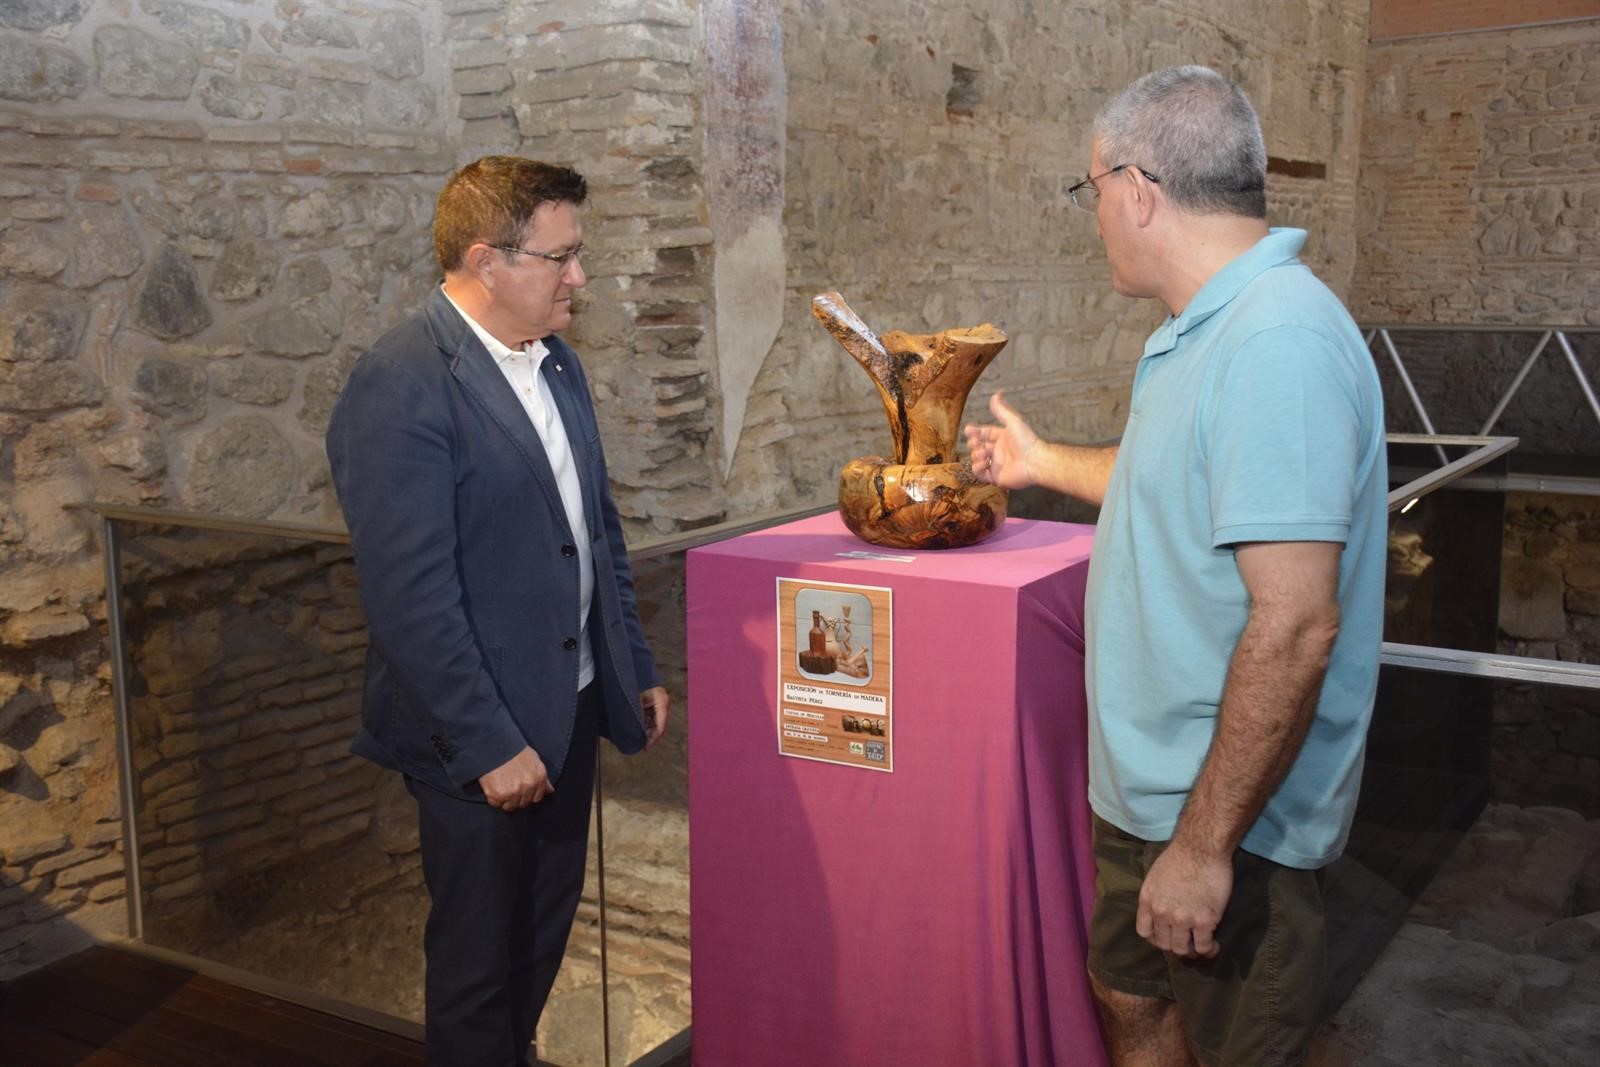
[432,156,588,272]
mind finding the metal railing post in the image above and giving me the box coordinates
[1555,330,1600,431]
[1478,330,1553,435]
[1376,329,1449,465]
[102,517,144,943]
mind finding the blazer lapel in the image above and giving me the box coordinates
[539,342,599,541]
[425,290,572,538]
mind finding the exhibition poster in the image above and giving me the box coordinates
[775,577,893,772]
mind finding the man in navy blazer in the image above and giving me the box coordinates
[326,156,670,1067]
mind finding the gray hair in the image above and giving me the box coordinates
[1094,65,1267,218]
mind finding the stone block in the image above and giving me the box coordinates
[210,357,295,405]
[291,79,364,128]
[518,24,695,72]
[368,9,425,80]
[243,53,298,90]
[278,189,344,238]
[148,872,205,901]
[140,0,251,51]
[145,778,202,815]
[297,789,370,826]
[0,34,87,102]
[447,38,510,70]
[0,285,87,363]
[211,239,281,302]
[454,64,513,96]
[181,416,297,517]
[457,92,511,121]
[0,610,90,646]
[162,803,262,845]
[281,12,357,50]
[9,199,66,221]
[302,737,354,768]
[27,846,100,879]
[198,74,268,120]
[300,811,368,850]
[368,81,435,128]
[134,244,213,340]
[54,854,124,889]
[132,357,208,422]
[507,0,699,34]
[445,9,507,42]
[71,203,144,288]
[0,0,90,31]
[7,477,92,555]
[244,303,339,357]
[245,750,303,783]
[0,223,69,280]
[292,718,354,752]
[1501,557,1568,641]
[93,25,199,100]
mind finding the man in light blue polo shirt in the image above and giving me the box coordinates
[966,66,1385,1067]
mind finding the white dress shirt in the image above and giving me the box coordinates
[443,288,595,689]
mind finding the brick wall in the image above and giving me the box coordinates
[1354,21,1600,325]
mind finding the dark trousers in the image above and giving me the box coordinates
[407,686,601,1067]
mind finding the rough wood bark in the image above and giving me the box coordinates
[812,292,1009,549]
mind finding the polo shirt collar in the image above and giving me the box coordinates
[1142,227,1307,359]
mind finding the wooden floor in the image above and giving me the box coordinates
[0,944,693,1067]
[0,944,427,1067]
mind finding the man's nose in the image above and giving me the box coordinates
[566,258,586,288]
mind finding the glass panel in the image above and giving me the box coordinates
[588,551,692,1065]
[115,518,605,1065]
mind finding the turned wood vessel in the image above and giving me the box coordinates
[812,292,1008,550]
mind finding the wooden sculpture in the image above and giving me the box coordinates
[812,292,1008,550]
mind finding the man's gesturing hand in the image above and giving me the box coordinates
[1136,841,1232,960]
[641,685,670,749]
[963,391,1040,489]
[479,746,552,811]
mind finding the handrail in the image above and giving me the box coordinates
[77,499,837,559]
[1358,323,1600,334]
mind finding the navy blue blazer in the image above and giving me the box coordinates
[326,287,658,799]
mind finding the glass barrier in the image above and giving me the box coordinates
[107,516,614,1064]
[96,503,799,1066]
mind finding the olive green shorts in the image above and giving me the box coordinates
[1086,815,1327,1067]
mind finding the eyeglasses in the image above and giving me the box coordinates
[1067,164,1159,212]
[490,243,584,269]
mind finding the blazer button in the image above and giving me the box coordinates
[561,544,576,557]
[563,637,577,650]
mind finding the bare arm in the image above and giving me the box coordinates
[1136,540,1343,958]
[963,391,1118,506]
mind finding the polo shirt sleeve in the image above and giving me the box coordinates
[1204,325,1363,548]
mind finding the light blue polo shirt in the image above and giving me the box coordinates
[1084,228,1387,870]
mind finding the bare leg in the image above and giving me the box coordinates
[1091,975,1202,1067]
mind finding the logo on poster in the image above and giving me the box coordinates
[865,741,886,762]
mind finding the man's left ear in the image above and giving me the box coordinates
[465,243,499,290]
[1132,171,1158,228]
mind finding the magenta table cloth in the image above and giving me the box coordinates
[686,514,1107,1067]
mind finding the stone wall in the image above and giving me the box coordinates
[2,0,1373,980]
[120,529,391,927]
[720,0,1370,511]
[1497,493,1600,815]
[0,0,452,977]
[1354,21,1600,325]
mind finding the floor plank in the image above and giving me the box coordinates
[0,945,426,1067]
